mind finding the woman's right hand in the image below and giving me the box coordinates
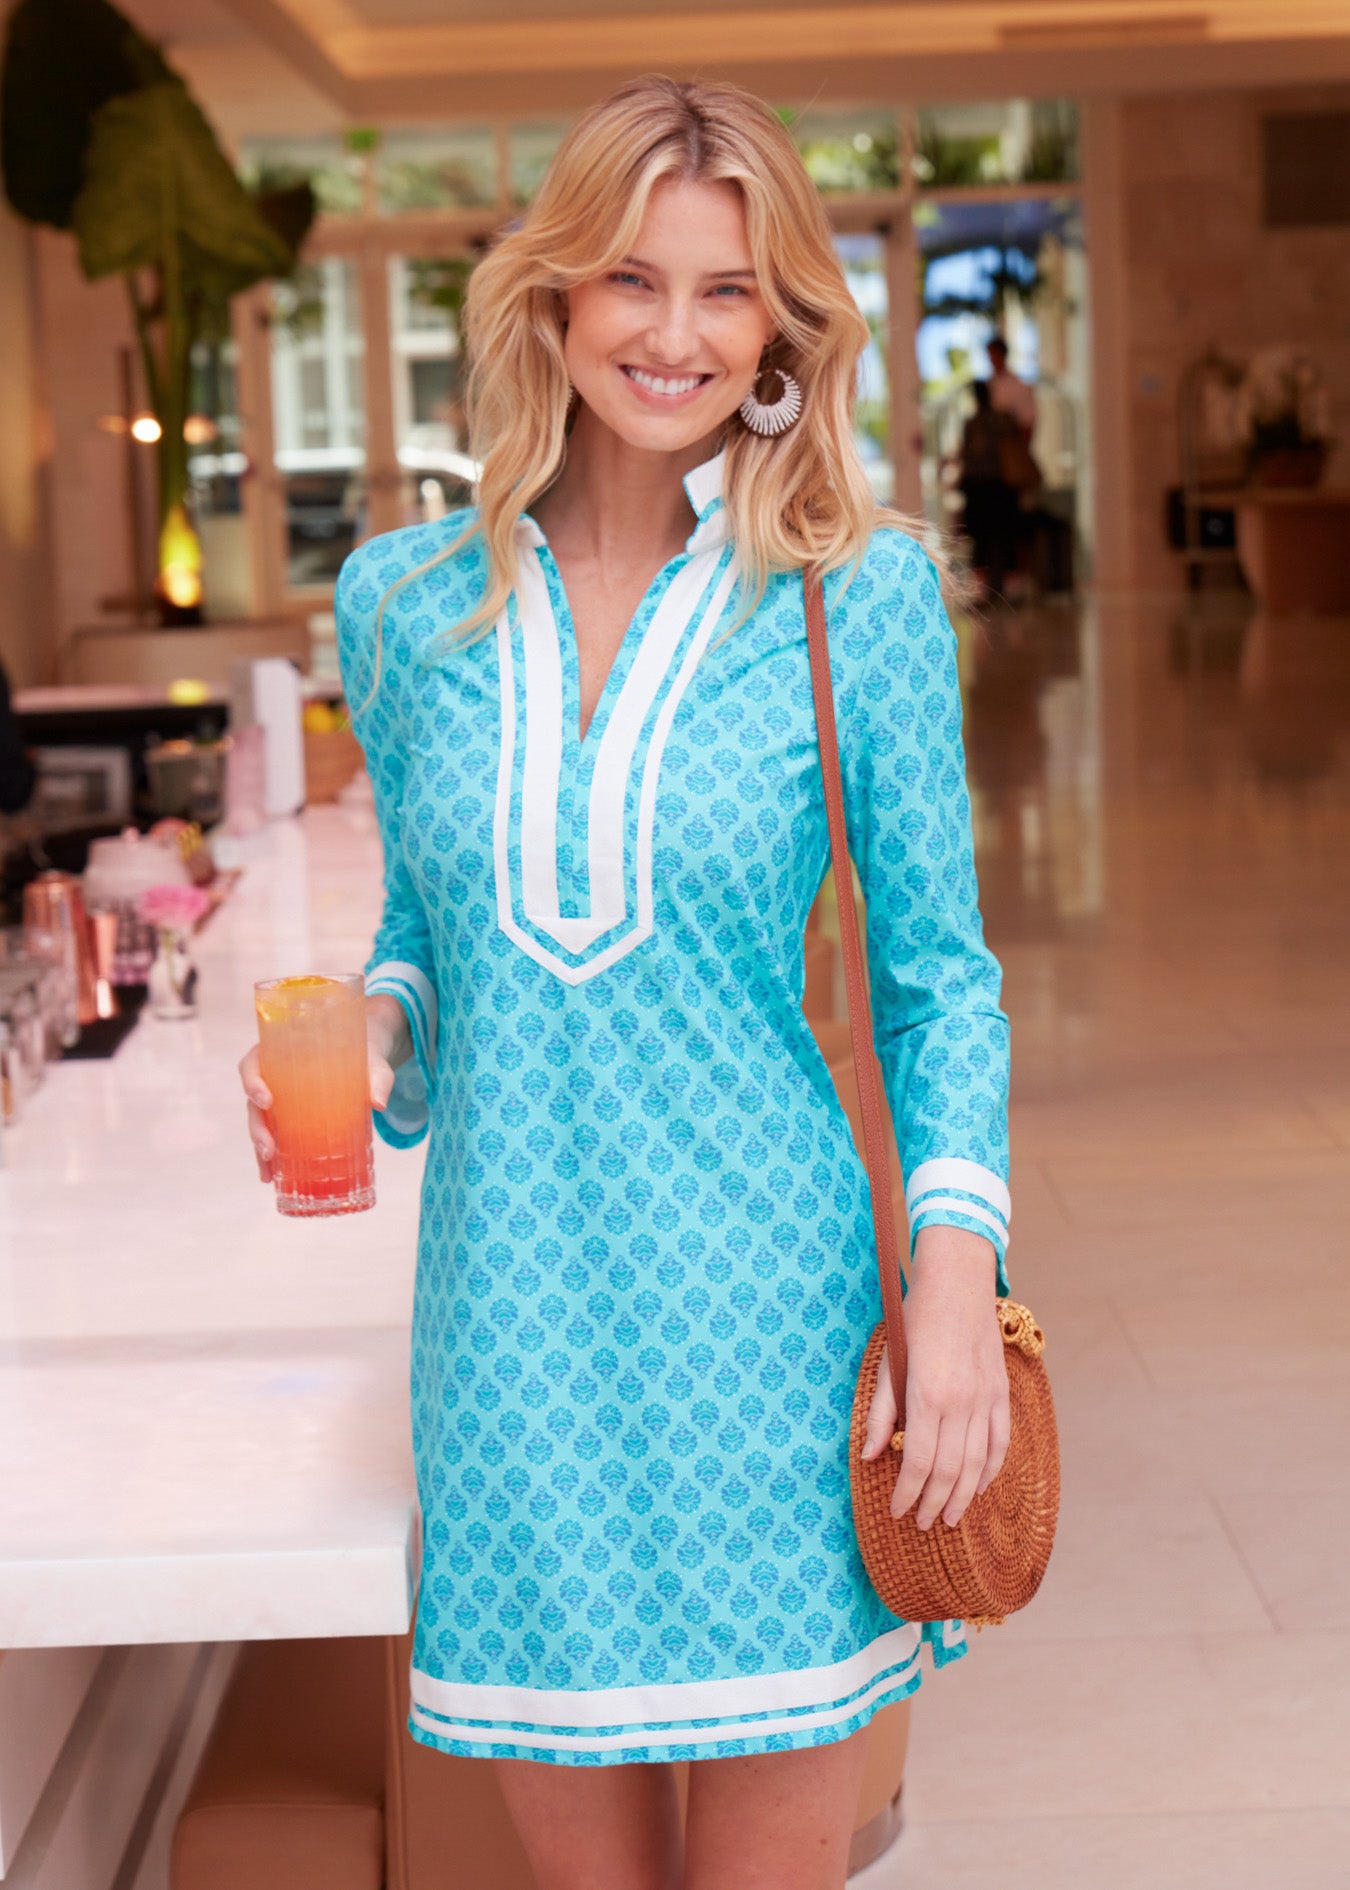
[237,991,413,1185]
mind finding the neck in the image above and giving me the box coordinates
[531,409,722,566]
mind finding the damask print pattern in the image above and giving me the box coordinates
[334,453,1011,1766]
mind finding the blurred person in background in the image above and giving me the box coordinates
[958,379,1022,604]
[986,334,1036,439]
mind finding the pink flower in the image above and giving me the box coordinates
[136,883,212,931]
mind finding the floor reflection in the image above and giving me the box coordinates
[966,596,1350,949]
[868,595,1350,1884]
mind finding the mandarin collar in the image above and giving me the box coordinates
[516,445,730,556]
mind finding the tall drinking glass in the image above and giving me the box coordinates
[253,973,375,1216]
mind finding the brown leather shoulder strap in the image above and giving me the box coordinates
[803,567,909,1416]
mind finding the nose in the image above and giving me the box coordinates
[644,294,699,366]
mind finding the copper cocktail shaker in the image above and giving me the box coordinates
[23,872,99,1029]
[89,910,120,1020]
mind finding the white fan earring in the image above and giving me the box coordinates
[739,364,802,436]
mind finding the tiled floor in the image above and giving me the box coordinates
[855,595,1350,1889]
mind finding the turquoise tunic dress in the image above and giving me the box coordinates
[334,448,1012,1767]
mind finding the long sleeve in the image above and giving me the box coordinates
[833,532,1012,1295]
[333,543,438,1150]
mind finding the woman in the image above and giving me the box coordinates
[240,75,1011,1890]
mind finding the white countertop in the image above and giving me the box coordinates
[0,799,424,1648]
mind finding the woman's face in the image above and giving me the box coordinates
[561,176,775,455]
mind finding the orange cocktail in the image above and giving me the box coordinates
[254,973,375,1216]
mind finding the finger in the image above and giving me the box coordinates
[247,1098,275,1166]
[238,1046,272,1111]
[890,1406,938,1521]
[976,1395,1011,1496]
[941,1410,990,1528]
[860,1345,898,1459]
[915,1418,970,1531]
[368,1053,394,1112]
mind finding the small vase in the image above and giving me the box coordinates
[148,926,199,1019]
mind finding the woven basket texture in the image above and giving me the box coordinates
[849,1314,1060,1624]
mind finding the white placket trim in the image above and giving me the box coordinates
[494,521,737,985]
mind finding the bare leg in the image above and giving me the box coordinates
[492,1755,684,1890]
[683,1731,871,1890]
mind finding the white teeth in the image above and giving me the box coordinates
[625,367,705,397]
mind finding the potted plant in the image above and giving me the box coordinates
[1236,346,1332,488]
[0,0,315,623]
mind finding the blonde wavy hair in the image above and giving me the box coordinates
[366,73,954,695]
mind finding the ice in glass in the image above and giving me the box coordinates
[253,973,375,1216]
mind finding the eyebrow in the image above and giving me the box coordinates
[620,254,757,281]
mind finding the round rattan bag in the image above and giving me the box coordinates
[848,1302,1060,1626]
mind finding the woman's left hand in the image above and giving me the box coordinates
[858,1224,1010,1531]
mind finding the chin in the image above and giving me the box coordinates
[587,401,735,457]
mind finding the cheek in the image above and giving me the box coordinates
[719,307,774,377]
[564,288,628,364]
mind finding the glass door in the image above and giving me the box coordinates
[914,193,1089,587]
[267,257,368,589]
[386,255,478,524]
[834,233,893,505]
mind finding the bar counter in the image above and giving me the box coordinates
[0,803,422,1650]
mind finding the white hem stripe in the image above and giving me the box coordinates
[411,1621,924,1728]
[409,1653,923,1754]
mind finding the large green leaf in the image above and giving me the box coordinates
[73,81,293,288]
[0,0,170,228]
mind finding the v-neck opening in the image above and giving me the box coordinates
[535,543,690,762]
[515,443,732,760]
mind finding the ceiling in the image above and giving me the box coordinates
[122,0,1350,130]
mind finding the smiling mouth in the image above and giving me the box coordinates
[620,365,714,399]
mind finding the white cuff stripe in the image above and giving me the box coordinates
[909,1196,1009,1246]
[908,1187,1008,1237]
[905,1158,1010,1222]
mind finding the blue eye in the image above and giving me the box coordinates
[609,270,647,288]
[712,283,749,297]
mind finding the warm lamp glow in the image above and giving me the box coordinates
[183,414,218,446]
[160,563,204,609]
[167,678,211,706]
[131,413,163,444]
[158,502,204,611]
